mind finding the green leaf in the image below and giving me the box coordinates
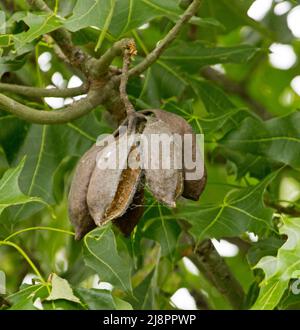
[220,112,300,168]
[46,273,81,304]
[0,158,43,216]
[83,226,132,293]
[247,237,284,267]
[75,288,116,310]
[175,171,278,241]
[144,215,181,258]
[190,80,252,134]
[129,270,156,310]
[7,284,45,310]
[64,0,182,37]
[217,147,273,180]
[113,297,133,310]
[161,42,261,72]
[252,217,300,310]
[201,0,265,34]
[0,35,12,47]
[13,13,63,53]
[0,115,28,163]
[0,56,27,77]
[6,112,108,222]
[136,62,188,107]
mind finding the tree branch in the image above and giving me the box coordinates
[88,38,134,78]
[0,83,88,98]
[4,0,201,125]
[190,289,212,310]
[129,0,201,76]
[201,67,270,120]
[186,238,245,310]
[0,80,113,124]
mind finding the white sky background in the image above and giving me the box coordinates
[35,0,300,310]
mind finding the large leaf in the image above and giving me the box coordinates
[0,115,28,162]
[46,274,80,304]
[252,217,300,310]
[13,12,63,53]
[200,0,262,33]
[161,41,260,72]
[220,112,300,168]
[75,288,116,310]
[7,284,45,310]
[0,56,27,77]
[0,158,43,216]
[174,171,278,241]
[64,0,181,37]
[129,270,156,310]
[191,80,252,134]
[144,216,181,259]
[6,112,108,222]
[83,226,132,293]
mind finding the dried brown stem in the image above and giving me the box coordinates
[120,49,135,116]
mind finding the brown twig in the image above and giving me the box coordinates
[0,83,88,98]
[0,1,201,125]
[129,0,201,77]
[0,80,113,124]
[120,48,135,116]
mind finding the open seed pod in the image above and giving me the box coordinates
[142,109,206,201]
[68,107,206,240]
[113,177,145,236]
[68,144,99,240]
[87,131,142,226]
[142,117,183,207]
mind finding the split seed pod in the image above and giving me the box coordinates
[87,132,142,226]
[142,117,183,207]
[68,145,99,240]
[142,109,206,201]
[68,108,207,240]
[113,178,145,236]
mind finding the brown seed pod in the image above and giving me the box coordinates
[142,118,183,207]
[87,132,141,226]
[113,178,144,236]
[142,109,206,201]
[68,144,99,240]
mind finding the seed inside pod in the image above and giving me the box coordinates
[68,144,99,240]
[113,178,145,236]
[142,118,183,207]
[87,132,141,226]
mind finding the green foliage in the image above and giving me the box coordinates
[83,226,132,293]
[0,158,43,216]
[1,0,300,311]
[252,217,300,310]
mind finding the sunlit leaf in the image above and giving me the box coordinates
[252,217,300,310]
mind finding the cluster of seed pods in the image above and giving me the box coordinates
[68,109,206,240]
